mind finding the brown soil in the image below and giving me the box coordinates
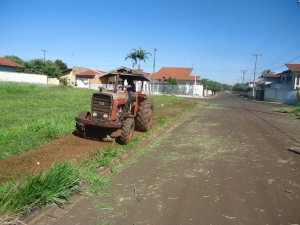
[0,129,119,184]
[0,100,190,184]
[29,93,300,225]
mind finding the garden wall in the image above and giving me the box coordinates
[0,71,48,84]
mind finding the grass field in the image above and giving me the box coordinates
[0,82,198,220]
[0,82,95,160]
[0,82,196,160]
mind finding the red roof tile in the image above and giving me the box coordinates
[76,69,105,77]
[0,57,24,68]
[151,67,200,81]
[286,64,300,72]
[262,73,280,78]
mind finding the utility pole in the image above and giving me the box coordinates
[240,70,247,83]
[152,48,157,93]
[41,49,47,60]
[252,53,262,99]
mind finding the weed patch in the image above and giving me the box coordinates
[0,161,80,219]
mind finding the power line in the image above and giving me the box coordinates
[272,54,300,71]
[41,49,47,60]
[252,54,262,98]
[240,70,247,83]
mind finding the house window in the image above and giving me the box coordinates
[281,76,286,82]
[286,76,291,82]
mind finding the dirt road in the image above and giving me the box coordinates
[32,93,300,225]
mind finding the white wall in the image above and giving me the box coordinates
[265,88,299,105]
[0,71,48,84]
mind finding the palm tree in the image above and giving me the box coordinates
[135,48,151,70]
[125,50,138,69]
[125,48,151,70]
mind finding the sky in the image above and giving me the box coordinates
[1,0,300,85]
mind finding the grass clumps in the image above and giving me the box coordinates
[0,161,80,219]
[274,105,300,118]
[291,105,300,118]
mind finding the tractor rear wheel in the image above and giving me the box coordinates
[120,117,135,145]
[136,98,154,131]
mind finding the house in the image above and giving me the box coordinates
[150,67,201,85]
[261,63,300,105]
[279,64,300,90]
[259,73,281,86]
[0,57,24,72]
[76,69,106,89]
[149,67,203,96]
[61,66,90,86]
[254,73,281,100]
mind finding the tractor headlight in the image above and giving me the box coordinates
[92,112,97,118]
[103,113,108,119]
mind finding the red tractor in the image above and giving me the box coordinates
[75,67,154,144]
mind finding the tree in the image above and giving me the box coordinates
[232,83,250,93]
[261,69,272,75]
[54,59,68,72]
[25,59,61,78]
[125,48,151,70]
[135,48,151,70]
[4,55,26,72]
[167,77,178,85]
[125,50,138,69]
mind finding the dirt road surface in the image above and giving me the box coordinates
[31,93,300,225]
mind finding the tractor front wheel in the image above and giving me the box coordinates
[75,122,87,138]
[120,118,135,145]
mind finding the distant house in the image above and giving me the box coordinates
[76,69,106,89]
[0,57,24,72]
[148,67,203,96]
[150,67,201,85]
[61,66,90,86]
[259,73,281,86]
[255,73,281,101]
[260,64,300,105]
[279,64,300,90]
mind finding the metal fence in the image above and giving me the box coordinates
[147,84,203,97]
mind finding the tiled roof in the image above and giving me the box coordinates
[76,69,105,76]
[62,66,90,75]
[151,67,200,81]
[262,73,280,78]
[286,64,300,72]
[0,57,24,68]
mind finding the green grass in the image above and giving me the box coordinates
[0,82,94,160]
[291,105,300,118]
[0,82,198,220]
[274,105,300,118]
[0,161,80,219]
